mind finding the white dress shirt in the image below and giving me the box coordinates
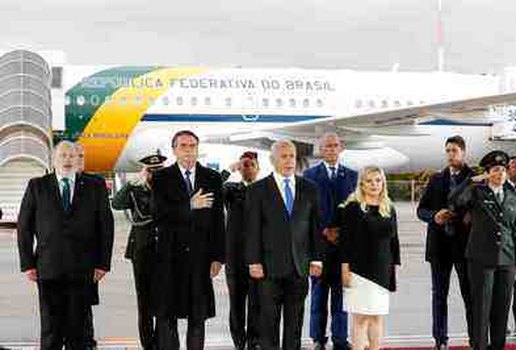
[323,162,338,179]
[271,172,322,267]
[55,172,76,202]
[273,172,296,206]
[179,164,196,190]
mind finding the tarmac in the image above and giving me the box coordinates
[0,202,513,348]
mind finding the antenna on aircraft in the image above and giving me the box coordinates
[437,0,445,72]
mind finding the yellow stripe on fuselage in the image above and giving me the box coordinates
[79,67,207,172]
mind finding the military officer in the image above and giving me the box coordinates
[112,151,167,350]
[449,150,516,350]
[222,151,261,349]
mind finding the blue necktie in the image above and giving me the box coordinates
[184,170,193,195]
[329,166,337,180]
[62,178,71,211]
[284,178,294,217]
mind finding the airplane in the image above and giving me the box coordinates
[58,65,516,176]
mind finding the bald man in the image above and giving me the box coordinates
[17,141,114,350]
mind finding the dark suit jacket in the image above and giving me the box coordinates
[223,181,249,274]
[245,174,323,279]
[303,163,357,281]
[450,181,516,266]
[17,172,114,280]
[417,165,473,263]
[303,162,357,228]
[152,162,225,320]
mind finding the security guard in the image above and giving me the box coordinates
[112,151,166,350]
[449,150,516,350]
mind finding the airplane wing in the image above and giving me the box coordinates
[204,91,516,149]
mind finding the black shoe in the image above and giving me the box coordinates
[85,339,97,350]
[434,343,448,350]
[333,342,352,350]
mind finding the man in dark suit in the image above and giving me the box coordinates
[152,130,225,350]
[417,135,474,349]
[223,151,261,350]
[303,132,357,350]
[73,142,109,349]
[449,150,516,350]
[112,151,167,350]
[246,139,324,350]
[17,141,114,350]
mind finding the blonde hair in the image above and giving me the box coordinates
[340,166,393,218]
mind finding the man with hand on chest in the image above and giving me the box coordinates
[152,130,225,350]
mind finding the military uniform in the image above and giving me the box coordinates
[450,151,516,350]
[112,152,166,350]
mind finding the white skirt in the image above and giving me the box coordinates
[344,272,390,315]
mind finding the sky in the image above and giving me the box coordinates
[1,0,515,73]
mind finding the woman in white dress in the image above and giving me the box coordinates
[337,166,400,350]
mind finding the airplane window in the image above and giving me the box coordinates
[175,97,182,106]
[394,100,401,107]
[420,100,425,105]
[147,97,156,105]
[191,97,198,106]
[289,98,296,108]
[65,95,71,106]
[225,97,232,107]
[276,98,283,107]
[119,97,128,106]
[134,96,142,105]
[382,100,388,108]
[204,97,211,106]
[90,95,100,106]
[368,100,375,108]
[407,100,413,106]
[355,100,363,108]
[303,99,310,108]
[262,98,269,107]
[316,99,323,107]
[76,95,85,106]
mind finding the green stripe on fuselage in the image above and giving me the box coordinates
[57,66,158,143]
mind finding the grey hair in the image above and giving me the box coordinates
[53,140,75,155]
[270,139,296,161]
[318,132,342,149]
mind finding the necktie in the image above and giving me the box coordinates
[184,170,193,195]
[496,191,504,204]
[450,174,458,190]
[62,177,71,211]
[284,178,294,217]
[329,166,337,180]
